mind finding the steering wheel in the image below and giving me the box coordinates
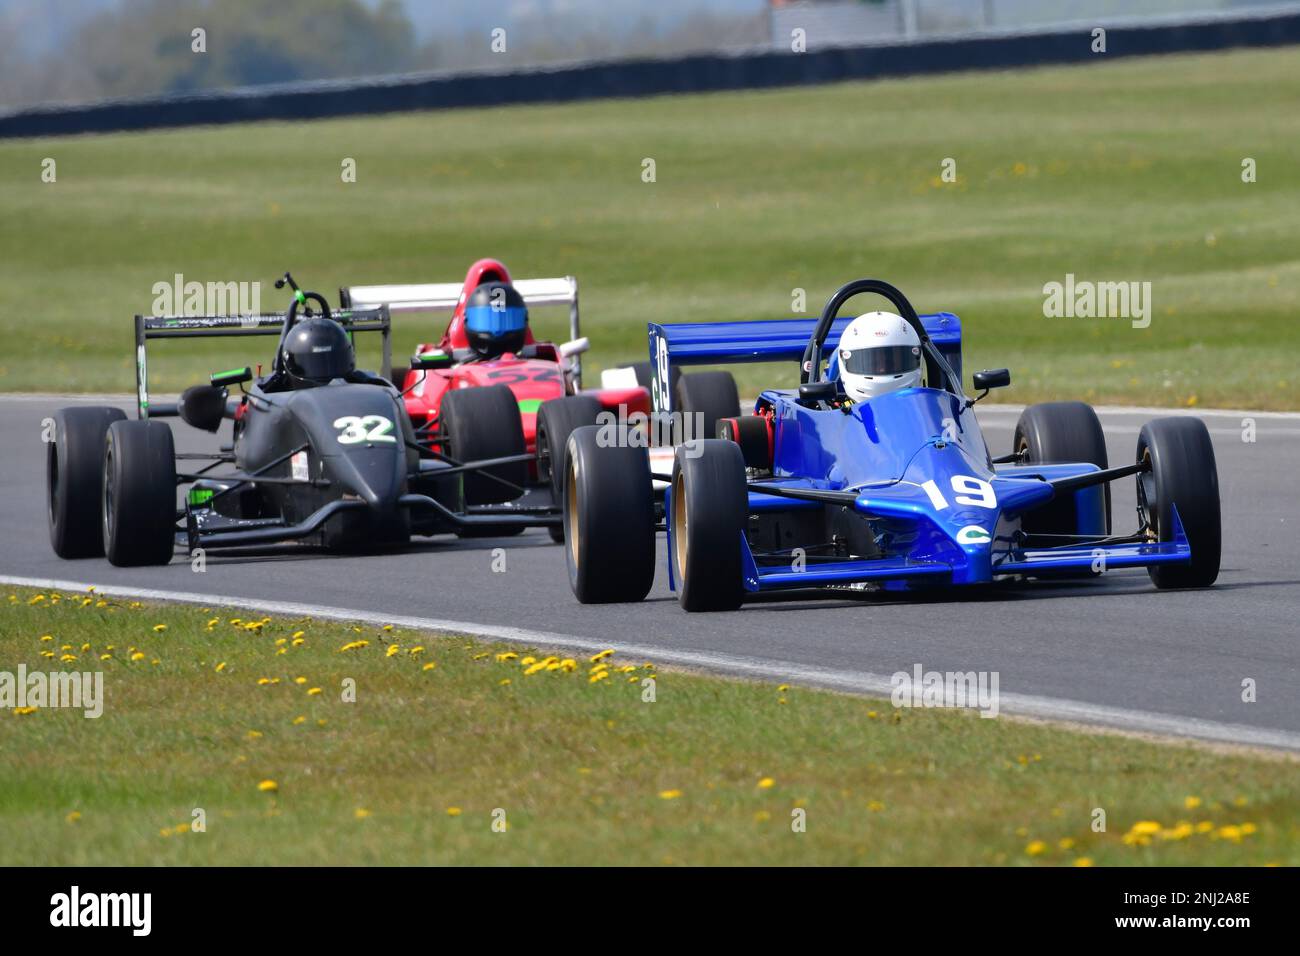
[800,278,962,397]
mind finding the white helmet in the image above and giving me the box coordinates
[836,311,923,402]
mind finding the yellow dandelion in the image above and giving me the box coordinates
[499,678,512,686]
[1058,837,1076,850]
[294,676,307,685]
[1129,821,1162,836]
[422,662,437,671]
[215,662,226,673]
[354,808,372,819]
[99,653,111,661]
[589,649,615,663]
[1184,795,1202,809]
[66,811,82,824]
[1073,857,1094,867]
[757,777,775,789]
[152,624,166,632]
[256,779,278,793]
[246,730,263,739]
[495,651,518,662]
[867,800,885,812]
[589,671,610,684]
[386,645,400,658]
[306,687,322,696]
[409,646,425,656]
[292,715,307,726]
[754,810,771,823]
[207,618,219,628]
[339,640,369,652]
[382,624,393,632]
[659,789,683,800]
[291,631,305,640]
[129,652,145,662]
[13,706,38,716]
[39,635,52,643]
[1241,822,1257,835]
[446,806,462,816]
[777,684,789,693]
[40,651,54,659]
[1025,840,1048,857]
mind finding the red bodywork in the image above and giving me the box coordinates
[399,258,649,471]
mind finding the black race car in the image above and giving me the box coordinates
[47,274,562,566]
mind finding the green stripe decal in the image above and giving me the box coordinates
[517,399,543,414]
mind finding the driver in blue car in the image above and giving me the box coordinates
[835,311,923,403]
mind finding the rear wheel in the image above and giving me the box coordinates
[671,439,747,612]
[675,371,740,446]
[438,385,527,506]
[1137,417,1220,589]
[564,425,655,603]
[536,395,604,543]
[1014,401,1111,535]
[47,406,127,558]
[103,419,177,566]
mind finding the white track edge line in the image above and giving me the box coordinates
[5,574,1297,753]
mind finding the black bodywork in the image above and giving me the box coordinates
[135,292,559,555]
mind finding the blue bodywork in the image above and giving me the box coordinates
[651,312,1192,592]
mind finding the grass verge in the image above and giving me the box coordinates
[0,48,1296,407]
[1,584,1296,865]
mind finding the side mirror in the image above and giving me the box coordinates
[210,366,252,388]
[798,381,837,405]
[972,368,1011,391]
[411,349,454,371]
[179,384,229,432]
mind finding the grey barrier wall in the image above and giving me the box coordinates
[2,9,1298,138]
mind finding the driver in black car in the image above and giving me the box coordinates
[265,317,391,392]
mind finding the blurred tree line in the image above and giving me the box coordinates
[0,0,766,109]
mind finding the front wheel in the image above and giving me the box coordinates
[1137,417,1220,589]
[563,425,655,603]
[47,405,126,558]
[103,419,177,566]
[671,439,747,612]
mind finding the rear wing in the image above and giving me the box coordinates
[133,307,390,419]
[339,276,583,385]
[646,312,962,412]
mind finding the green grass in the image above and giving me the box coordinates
[1,585,1296,865]
[0,47,1297,407]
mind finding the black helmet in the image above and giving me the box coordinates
[281,317,355,384]
[464,282,528,359]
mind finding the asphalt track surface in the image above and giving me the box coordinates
[3,395,1298,750]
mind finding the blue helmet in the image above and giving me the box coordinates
[464,282,528,358]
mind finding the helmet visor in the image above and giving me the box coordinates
[840,345,921,376]
[465,304,527,336]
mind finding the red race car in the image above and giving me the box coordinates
[339,259,651,535]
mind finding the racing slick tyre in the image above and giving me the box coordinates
[1137,417,1221,589]
[103,419,177,567]
[536,395,604,544]
[675,371,740,447]
[439,385,527,507]
[47,405,127,558]
[671,439,747,612]
[1014,401,1111,536]
[718,415,772,471]
[563,425,655,603]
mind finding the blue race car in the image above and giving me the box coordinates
[561,278,1221,611]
